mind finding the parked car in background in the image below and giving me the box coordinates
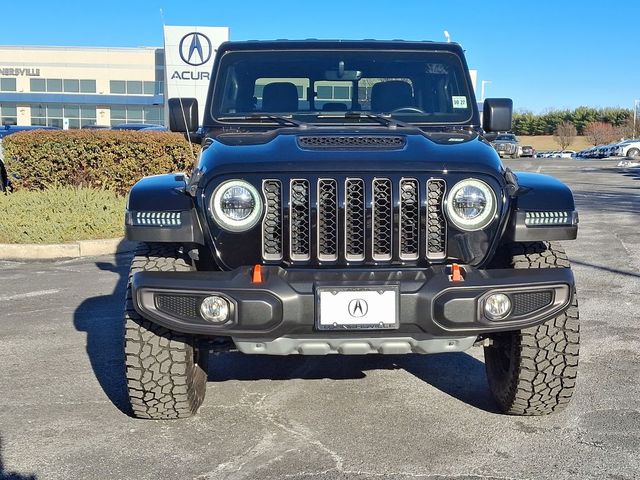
[520,145,535,157]
[1,125,61,191]
[559,150,575,158]
[615,139,640,158]
[111,123,165,131]
[139,125,168,131]
[491,133,519,158]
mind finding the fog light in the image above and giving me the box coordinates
[484,293,511,320]
[200,295,230,324]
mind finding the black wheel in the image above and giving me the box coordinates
[484,241,579,415]
[123,242,208,419]
[627,148,639,158]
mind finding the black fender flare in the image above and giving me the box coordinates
[505,172,578,242]
[125,173,204,244]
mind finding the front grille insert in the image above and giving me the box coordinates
[156,295,200,319]
[290,179,310,261]
[372,179,393,261]
[317,179,338,260]
[298,135,406,149]
[344,178,366,261]
[262,176,448,264]
[426,179,447,260]
[262,180,283,260]
[512,291,554,316]
[399,179,420,260]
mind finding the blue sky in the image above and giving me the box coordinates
[1,0,638,113]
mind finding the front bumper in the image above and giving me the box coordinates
[132,265,574,352]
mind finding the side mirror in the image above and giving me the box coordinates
[168,98,199,133]
[483,98,513,132]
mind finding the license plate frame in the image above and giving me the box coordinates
[315,285,400,331]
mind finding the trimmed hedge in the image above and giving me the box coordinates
[3,130,197,195]
[0,186,126,244]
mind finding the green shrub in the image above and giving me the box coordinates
[0,186,126,244]
[3,130,198,195]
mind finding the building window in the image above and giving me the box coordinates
[0,78,17,92]
[80,80,96,93]
[31,78,46,92]
[127,81,143,95]
[110,106,164,126]
[143,81,155,95]
[110,80,161,95]
[64,79,80,93]
[47,79,63,93]
[30,104,97,129]
[29,78,96,94]
[110,80,126,94]
[0,104,18,125]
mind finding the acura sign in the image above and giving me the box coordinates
[163,26,229,124]
[179,32,213,67]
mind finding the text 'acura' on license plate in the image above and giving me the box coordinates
[316,286,399,330]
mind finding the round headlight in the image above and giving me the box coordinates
[210,180,263,232]
[445,178,497,231]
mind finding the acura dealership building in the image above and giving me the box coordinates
[0,26,229,128]
[0,45,166,128]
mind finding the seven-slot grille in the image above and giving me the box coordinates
[261,177,447,264]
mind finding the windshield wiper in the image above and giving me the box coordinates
[316,111,413,129]
[217,114,309,128]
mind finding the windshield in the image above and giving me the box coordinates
[211,49,475,125]
[495,135,516,141]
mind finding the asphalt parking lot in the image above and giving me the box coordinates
[1,158,639,480]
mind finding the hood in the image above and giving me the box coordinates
[198,126,503,179]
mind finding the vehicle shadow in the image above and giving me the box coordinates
[73,241,498,415]
[0,435,37,480]
[208,350,499,413]
[72,247,133,416]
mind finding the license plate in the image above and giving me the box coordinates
[316,286,399,330]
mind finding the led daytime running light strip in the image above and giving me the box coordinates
[524,211,575,226]
[132,211,182,227]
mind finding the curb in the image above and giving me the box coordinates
[0,238,138,261]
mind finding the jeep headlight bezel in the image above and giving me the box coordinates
[210,180,263,232]
[445,178,497,231]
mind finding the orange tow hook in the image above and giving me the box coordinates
[450,263,464,282]
[252,264,264,284]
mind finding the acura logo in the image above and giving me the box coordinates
[179,32,213,66]
[348,299,368,318]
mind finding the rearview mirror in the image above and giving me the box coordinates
[168,98,199,133]
[324,70,362,81]
[483,98,513,132]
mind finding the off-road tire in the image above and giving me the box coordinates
[485,241,579,415]
[627,147,639,158]
[123,242,208,419]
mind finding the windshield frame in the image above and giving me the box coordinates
[205,47,479,128]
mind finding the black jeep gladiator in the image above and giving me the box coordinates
[123,40,579,419]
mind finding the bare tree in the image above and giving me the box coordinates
[584,121,618,146]
[553,121,577,150]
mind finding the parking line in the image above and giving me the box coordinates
[0,289,60,301]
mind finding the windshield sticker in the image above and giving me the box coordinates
[425,63,449,74]
[452,96,468,109]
